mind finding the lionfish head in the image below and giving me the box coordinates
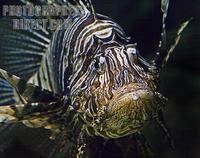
[70,15,165,138]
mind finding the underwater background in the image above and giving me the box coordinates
[0,0,199,158]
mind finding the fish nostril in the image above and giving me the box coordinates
[109,93,113,100]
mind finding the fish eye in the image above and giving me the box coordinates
[94,60,100,69]
[94,56,106,74]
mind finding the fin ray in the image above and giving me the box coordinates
[0,18,51,80]
[20,0,90,16]
[0,78,16,106]
[0,68,66,133]
[153,0,191,72]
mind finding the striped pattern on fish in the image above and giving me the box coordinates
[0,0,191,156]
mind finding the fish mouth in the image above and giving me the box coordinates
[109,82,154,112]
[101,85,155,137]
[108,89,154,118]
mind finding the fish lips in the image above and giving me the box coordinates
[109,89,154,113]
[102,88,154,137]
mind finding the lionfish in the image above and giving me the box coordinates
[0,0,191,157]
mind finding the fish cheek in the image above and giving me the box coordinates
[90,84,108,107]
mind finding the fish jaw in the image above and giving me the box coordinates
[95,84,155,138]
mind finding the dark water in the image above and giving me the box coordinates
[0,0,199,158]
